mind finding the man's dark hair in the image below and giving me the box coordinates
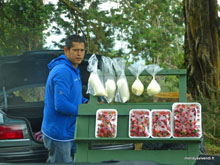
[65,35,86,50]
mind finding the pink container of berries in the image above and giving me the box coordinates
[95,109,118,138]
[172,103,202,138]
[129,109,150,138]
[151,109,172,138]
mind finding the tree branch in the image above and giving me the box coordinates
[124,0,135,11]
[59,0,82,14]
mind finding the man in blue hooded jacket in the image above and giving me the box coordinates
[41,34,88,163]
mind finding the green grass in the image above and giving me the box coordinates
[205,141,220,155]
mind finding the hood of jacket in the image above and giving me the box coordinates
[48,54,76,71]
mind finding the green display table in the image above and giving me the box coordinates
[74,69,201,165]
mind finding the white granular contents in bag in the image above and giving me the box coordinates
[131,78,144,96]
[117,78,130,103]
[89,72,107,96]
[105,79,116,103]
[147,79,161,96]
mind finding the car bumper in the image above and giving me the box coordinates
[0,146,48,163]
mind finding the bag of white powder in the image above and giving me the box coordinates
[112,57,130,103]
[87,54,107,97]
[102,56,116,103]
[128,60,145,96]
[145,64,163,96]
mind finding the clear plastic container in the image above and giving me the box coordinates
[95,109,117,138]
[172,103,202,138]
[151,109,172,138]
[129,109,150,138]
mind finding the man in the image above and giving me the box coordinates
[41,34,88,163]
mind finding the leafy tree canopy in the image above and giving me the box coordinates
[0,0,184,68]
[0,0,54,56]
[51,0,184,68]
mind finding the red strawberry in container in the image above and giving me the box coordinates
[172,103,202,138]
[95,109,118,138]
[151,109,171,138]
[129,109,150,138]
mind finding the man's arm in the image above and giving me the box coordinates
[53,68,78,116]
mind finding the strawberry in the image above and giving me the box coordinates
[130,132,135,136]
[138,124,143,129]
[173,103,201,138]
[96,110,117,138]
[100,122,105,127]
[98,133,104,137]
[151,110,171,138]
[129,110,150,138]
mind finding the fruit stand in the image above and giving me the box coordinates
[74,69,201,165]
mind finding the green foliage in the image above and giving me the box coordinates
[201,96,220,138]
[50,0,184,68]
[205,142,220,155]
[192,90,220,151]
[0,0,54,56]
[0,0,185,67]
[108,0,184,68]
[52,0,115,56]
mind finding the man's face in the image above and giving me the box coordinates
[64,42,85,68]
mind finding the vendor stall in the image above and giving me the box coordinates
[74,69,201,165]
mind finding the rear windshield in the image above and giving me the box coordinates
[2,87,45,105]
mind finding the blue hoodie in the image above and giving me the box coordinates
[41,54,88,141]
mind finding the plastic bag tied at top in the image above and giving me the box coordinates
[102,56,116,103]
[145,64,163,96]
[112,57,130,103]
[128,60,145,96]
[87,54,107,96]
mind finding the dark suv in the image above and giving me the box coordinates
[0,50,133,163]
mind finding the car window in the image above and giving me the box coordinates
[7,87,45,105]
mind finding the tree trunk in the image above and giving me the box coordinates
[183,0,219,99]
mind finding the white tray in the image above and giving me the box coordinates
[95,109,118,138]
[128,109,150,138]
[172,102,202,138]
[151,109,172,138]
